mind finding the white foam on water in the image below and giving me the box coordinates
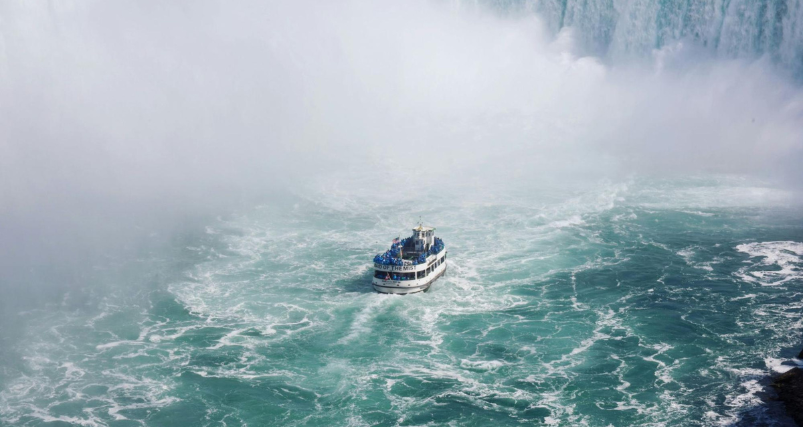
[23,412,105,427]
[703,410,739,427]
[677,248,695,260]
[60,362,86,380]
[147,324,202,343]
[608,354,651,416]
[677,246,717,272]
[5,177,803,426]
[730,293,758,301]
[765,357,797,374]
[725,379,765,410]
[612,212,638,222]
[337,296,393,345]
[640,343,677,387]
[208,327,257,350]
[548,215,585,229]
[459,359,507,372]
[95,340,143,351]
[680,210,715,217]
[0,331,181,426]
[735,241,803,286]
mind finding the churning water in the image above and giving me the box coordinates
[2,176,803,426]
[3,1,803,426]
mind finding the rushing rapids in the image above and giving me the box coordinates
[1,177,802,426]
[1,1,803,426]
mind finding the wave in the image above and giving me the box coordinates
[735,241,803,286]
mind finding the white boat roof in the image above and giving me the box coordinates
[414,225,435,231]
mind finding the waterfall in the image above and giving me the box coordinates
[483,0,803,75]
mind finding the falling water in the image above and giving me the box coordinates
[486,0,803,75]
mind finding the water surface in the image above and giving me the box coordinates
[1,177,802,426]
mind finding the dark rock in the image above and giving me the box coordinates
[773,367,803,426]
[797,349,803,359]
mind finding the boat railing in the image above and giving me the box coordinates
[374,237,445,266]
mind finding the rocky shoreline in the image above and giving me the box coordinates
[771,351,803,426]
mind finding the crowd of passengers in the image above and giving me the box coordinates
[373,237,445,266]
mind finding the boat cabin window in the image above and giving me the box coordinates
[376,270,417,280]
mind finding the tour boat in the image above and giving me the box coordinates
[372,225,447,294]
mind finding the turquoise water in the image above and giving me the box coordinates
[1,177,802,426]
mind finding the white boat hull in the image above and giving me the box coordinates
[372,258,447,295]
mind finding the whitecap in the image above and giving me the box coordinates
[735,241,803,286]
[459,359,506,372]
